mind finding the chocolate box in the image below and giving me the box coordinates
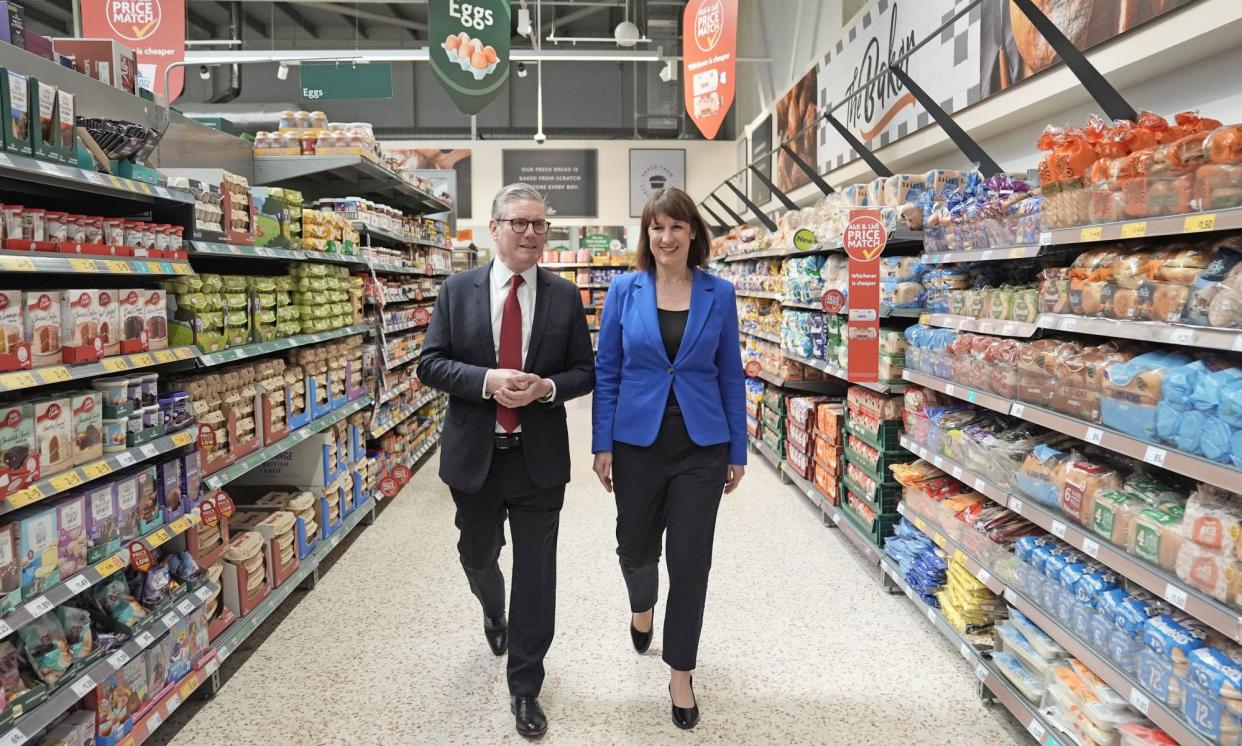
[0,522,19,615]
[95,288,121,357]
[55,88,73,157]
[71,390,102,465]
[166,616,192,681]
[33,396,71,476]
[141,289,167,351]
[32,77,57,162]
[0,403,36,501]
[135,465,161,534]
[17,505,59,595]
[54,493,86,577]
[157,458,183,520]
[181,451,201,510]
[23,290,61,367]
[49,39,136,94]
[1,68,31,156]
[118,289,145,348]
[114,473,140,542]
[83,481,118,563]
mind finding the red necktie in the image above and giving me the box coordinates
[496,274,525,432]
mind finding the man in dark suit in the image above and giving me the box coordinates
[417,183,594,738]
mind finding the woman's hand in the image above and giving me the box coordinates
[724,464,746,495]
[593,452,614,493]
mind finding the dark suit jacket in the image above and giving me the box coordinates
[417,260,595,494]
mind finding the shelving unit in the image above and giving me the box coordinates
[253,156,453,214]
[197,324,371,367]
[0,252,192,276]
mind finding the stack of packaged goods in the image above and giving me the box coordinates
[300,203,360,256]
[744,378,762,440]
[841,388,907,545]
[883,519,945,607]
[759,385,786,460]
[782,395,824,482]
[811,399,845,505]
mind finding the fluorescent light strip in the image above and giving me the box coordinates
[185,48,662,65]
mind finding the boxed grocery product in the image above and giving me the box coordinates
[141,289,167,351]
[49,38,136,93]
[33,396,71,475]
[157,458,183,520]
[55,89,74,158]
[95,288,121,357]
[135,465,161,535]
[70,391,102,466]
[167,615,193,680]
[23,290,60,367]
[119,651,148,719]
[17,505,59,595]
[118,289,147,351]
[57,289,101,363]
[1,68,31,156]
[114,473,140,542]
[31,78,59,162]
[144,634,171,694]
[0,522,18,615]
[54,493,86,577]
[181,450,201,510]
[84,481,118,563]
[88,666,132,745]
[0,290,28,372]
[0,402,37,501]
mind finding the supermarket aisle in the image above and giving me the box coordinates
[162,396,1026,745]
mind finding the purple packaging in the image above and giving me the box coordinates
[54,493,87,577]
[83,482,118,563]
[157,458,183,520]
[114,473,140,542]
[180,451,200,510]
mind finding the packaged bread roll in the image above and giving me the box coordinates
[1176,541,1242,603]
[1091,491,1144,546]
[1188,645,1242,717]
[1130,507,1185,570]
[1142,614,1209,678]
[1060,460,1122,525]
[1184,485,1242,556]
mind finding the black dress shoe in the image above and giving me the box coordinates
[484,615,508,656]
[670,677,699,730]
[630,609,653,654]
[510,695,547,738]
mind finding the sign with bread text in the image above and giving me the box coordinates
[82,0,186,100]
[682,0,737,139]
[430,0,511,115]
[844,210,886,383]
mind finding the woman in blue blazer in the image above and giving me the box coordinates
[591,187,747,730]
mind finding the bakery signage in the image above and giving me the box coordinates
[681,0,738,140]
[82,0,186,100]
[429,0,511,115]
[843,210,886,383]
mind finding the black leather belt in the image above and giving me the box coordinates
[494,433,523,450]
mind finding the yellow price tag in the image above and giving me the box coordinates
[173,263,191,275]
[22,484,44,502]
[69,258,98,273]
[171,430,193,447]
[129,353,153,367]
[147,528,172,547]
[1120,221,1147,239]
[38,367,71,384]
[952,549,966,565]
[1007,247,1026,259]
[175,347,196,360]
[116,735,136,746]
[105,260,132,274]
[82,462,112,480]
[49,472,83,492]
[7,488,37,508]
[101,358,129,372]
[933,533,946,547]
[913,517,927,532]
[170,516,192,533]
[1185,213,1217,232]
[1,257,34,272]
[94,555,125,576]
[1079,226,1103,242]
[138,182,151,195]
[0,371,37,390]
[146,262,162,273]
[180,678,197,699]
[154,350,175,364]
[107,175,123,188]
[122,180,137,193]
[919,314,930,325]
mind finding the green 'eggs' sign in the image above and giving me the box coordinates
[429,0,510,115]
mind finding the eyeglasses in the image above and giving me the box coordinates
[497,218,551,235]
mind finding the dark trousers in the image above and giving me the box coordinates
[450,444,563,697]
[612,409,728,671]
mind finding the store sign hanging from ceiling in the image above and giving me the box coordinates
[82,0,186,100]
[300,63,393,102]
[429,0,511,115]
[681,0,737,140]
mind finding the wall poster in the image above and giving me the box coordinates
[776,67,818,193]
[502,149,598,218]
[629,149,686,218]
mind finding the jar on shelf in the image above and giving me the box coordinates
[278,111,298,130]
[300,131,317,156]
[309,111,328,130]
[293,110,312,130]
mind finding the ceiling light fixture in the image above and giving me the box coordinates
[614,0,640,47]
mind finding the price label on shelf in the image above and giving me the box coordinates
[82,462,112,480]
[101,358,129,372]
[23,596,53,618]
[107,649,131,669]
[68,258,98,273]
[1007,247,1026,259]
[1062,317,1078,331]
[944,384,956,397]
[1085,427,1104,445]
[1027,720,1047,741]
[105,260,132,274]
[951,466,962,480]
[177,599,195,616]
[154,350,176,364]
[115,453,137,468]
[167,693,182,711]
[1038,231,1053,245]
[976,568,991,586]
[170,517,192,534]
[0,729,25,746]
[1143,446,1167,467]
[171,431,194,447]
[147,528,172,547]
[65,574,92,595]
[1128,688,1150,715]
[1010,403,1025,418]
[0,372,36,390]
[38,367,71,385]
[1051,521,1067,539]
[134,631,154,648]
[1080,226,1103,242]
[973,478,986,493]
[161,612,179,628]
[129,353,153,367]
[180,677,198,698]
[94,555,126,576]
[140,444,159,459]
[1184,213,1217,232]
[49,472,83,491]
[147,711,163,731]
[1009,498,1024,515]
[981,250,997,261]
[176,347,196,360]
[959,642,972,660]
[974,662,989,682]
[71,675,96,698]
[195,586,213,602]
[1120,222,1148,239]
[1169,328,1195,346]
[1164,583,1188,610]
[0,257,34,272]
[932,456,943,468]
[1081,538,1101,559]
[1001,323,1017,336]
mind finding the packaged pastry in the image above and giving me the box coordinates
[119,289,146,347]
[18,506,60,595]
[1183,485,1242,556]
[1131,507,1185,570]
[55,494,87,577]
[70,391,102,465]
[33,396,72,475]
[1187,645,1242,717]
[1176,541,1242,603]
[95,288,121,357]
[1016,444,1075,510]
[23,290,61,367]
[141,289,167,350]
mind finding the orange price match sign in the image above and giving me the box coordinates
[83,0,186,100]
[682,0,738,140]
[843,210,887,383]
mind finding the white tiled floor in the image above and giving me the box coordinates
[162,396,1027,745]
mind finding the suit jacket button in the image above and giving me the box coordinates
[667,367,674,374]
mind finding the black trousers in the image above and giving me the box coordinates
[612,408,728,671]
[450,444,563,697]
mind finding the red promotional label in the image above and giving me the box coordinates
[743,360,762,377]
[682,0,738,140]
[213,491,235,518]
[392,465,412,484]
[197,424,216,450]
[379,477,401,499]
[199,498,219,527]
[822,289,846,314]
[845,210,886,384]
[129,540,153,571]
[83,0,186,100]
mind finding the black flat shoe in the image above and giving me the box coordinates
[630,609,653,654]
[484,615,508,656]
[670,677,699,730]
[510,695,547,738]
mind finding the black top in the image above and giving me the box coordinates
[658,308,689,408]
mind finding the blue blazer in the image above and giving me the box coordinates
[592,268,747,465]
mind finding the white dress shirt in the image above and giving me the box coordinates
[482,260,555,431]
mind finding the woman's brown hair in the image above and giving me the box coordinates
[634,187,712,271]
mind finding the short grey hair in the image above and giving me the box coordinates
[491,182,552,220]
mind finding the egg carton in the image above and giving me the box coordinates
[440,34,499,80]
